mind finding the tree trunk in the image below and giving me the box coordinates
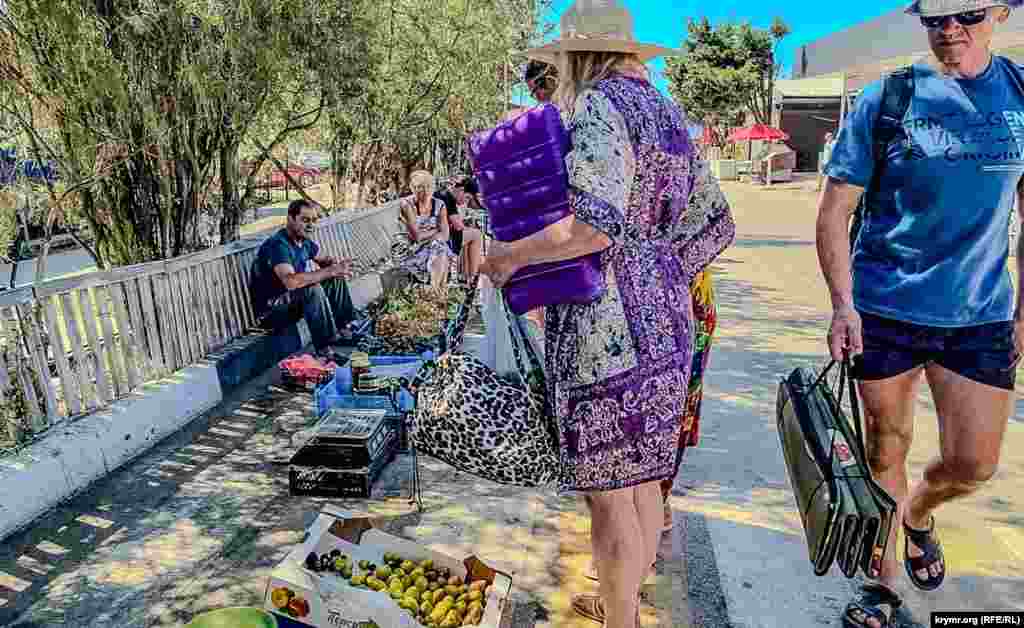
[219,141,243,243]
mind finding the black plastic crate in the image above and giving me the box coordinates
[292,408,393,469]
[288,430,399,498]
[288,408,401,498]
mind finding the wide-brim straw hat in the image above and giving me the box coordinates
[523,0,681,63]
[905,0,1022,16]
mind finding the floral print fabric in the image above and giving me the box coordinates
[545,76,735,492]
[661,269,717,498]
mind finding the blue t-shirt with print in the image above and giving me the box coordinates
[250,228,320,317]
[826,56,1024,327]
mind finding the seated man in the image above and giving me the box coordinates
[250,199,356,359]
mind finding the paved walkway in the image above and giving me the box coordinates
[0,175,1022,627]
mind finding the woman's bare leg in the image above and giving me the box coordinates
[430,255,448,291]
[634,481,663,580]
[589,487,647,628]
[461,228,483,278]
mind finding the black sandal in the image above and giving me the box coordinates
[903,515,945,591]
[843,583,903,628]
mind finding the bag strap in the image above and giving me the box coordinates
[839,357,865,459]
[500,296,544,388]
[850,66,914,253]
[813,356,866,461]
[440,276,479,354]
[501,295,560,449]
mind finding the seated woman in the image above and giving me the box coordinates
[394,170,455,290]
[449,177,485,280]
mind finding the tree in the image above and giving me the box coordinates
[0,0,377,266]
[331,0,552,202]
[747,17,791,127]
[666,16,791,149]
[214,0,375,240]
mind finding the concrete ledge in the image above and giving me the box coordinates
[0,271,387,543]
[212,321,310,395]
[0,363,222,541]
[350,272,383,308]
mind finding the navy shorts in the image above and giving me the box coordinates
[851,312,1019,391]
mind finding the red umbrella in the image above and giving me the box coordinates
[695,126,717,145]
[727,124,789,142]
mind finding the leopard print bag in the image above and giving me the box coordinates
[409,276,561,488]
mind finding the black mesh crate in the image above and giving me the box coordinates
[288,408,399,498]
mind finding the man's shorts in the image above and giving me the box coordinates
[851,311,1018,391]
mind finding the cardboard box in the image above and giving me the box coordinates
[263,507,512,628]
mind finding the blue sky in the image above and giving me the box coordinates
[516,0,909,101]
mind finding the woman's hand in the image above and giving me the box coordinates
[480,241,521,288]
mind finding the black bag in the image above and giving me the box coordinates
[776,358,897,579]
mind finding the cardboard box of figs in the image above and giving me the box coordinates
[263,507,513,628]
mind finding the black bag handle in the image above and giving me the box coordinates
[850,66,914,253]
[500,293,561,450]
[811,353,866,462]
[439,276,480,354]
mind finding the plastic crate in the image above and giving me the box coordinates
[329,354,424,395]
[315,387,412,449]
[280,369,333,392]
[315,388,397,419]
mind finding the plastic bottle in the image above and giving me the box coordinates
[335,364,353,394]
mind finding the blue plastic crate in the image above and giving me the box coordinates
[369,355,422,366]
[330,354,424,396]
[314,387,396,418]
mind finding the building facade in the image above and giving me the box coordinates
[778,6,1024,170]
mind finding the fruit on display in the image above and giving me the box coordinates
[301,549,490,626]
[270,585,310,619]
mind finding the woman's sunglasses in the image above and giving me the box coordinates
[920,9,988,29]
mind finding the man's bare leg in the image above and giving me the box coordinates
[901,365,1014,583]
[847,367,923,628]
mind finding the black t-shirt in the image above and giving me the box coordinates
[250,228,320,316]
[434,190,458,217]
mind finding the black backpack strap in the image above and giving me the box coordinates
[850,66,914,252]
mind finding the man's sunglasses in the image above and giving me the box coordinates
[920,9,988,28]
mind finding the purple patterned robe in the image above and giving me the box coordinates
[544,75,736,492]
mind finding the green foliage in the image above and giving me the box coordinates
[666,16,790,145]
[332,0,553,193]
[0,0,550,264]
[1,0,379,263]
[0,193,16,259]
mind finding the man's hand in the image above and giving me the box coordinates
[828,305,863,362]
[318,256,337,267]
[328,259,353,279]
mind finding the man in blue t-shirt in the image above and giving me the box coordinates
[818,1,1023,625]
[250,199,356,358]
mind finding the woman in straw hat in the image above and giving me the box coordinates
[481,2,735,626]
[395,169,457,290]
